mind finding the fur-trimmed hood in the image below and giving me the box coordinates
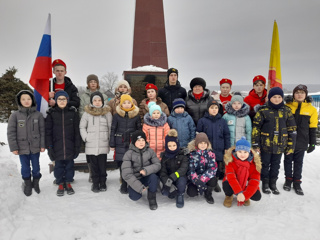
[224,146,261,173]
[115,104,139,118]
[187,139,212,152]
[284,94,313,104]
[84,104,111,116]
[225,101,250,118]
[143,112,167,127]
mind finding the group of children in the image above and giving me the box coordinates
[7,75,317,210]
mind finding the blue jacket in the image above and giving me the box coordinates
[197,112,230,161]
[167,111,196,148]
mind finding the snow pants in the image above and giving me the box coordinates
[284,150,305,181]
[87,154,107,185]
[54,159,74,184]
[128,173,159,201]
[260,152,282,180]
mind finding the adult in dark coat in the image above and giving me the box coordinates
[158,68,187,112]
[185,77,213,126]
[49,59,80,109]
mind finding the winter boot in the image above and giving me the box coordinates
[204,186,214,204]
[32,177,41,194]
[100,182,107,192]
[120,180,128,194]
[147,191,158,210]
[88,163,93,183]
[213,182,221,193]
[223,195,233,208]
[176,194,184,208]
[283,177,293,191]
[269,178,280,195]
[91,183,100,193]
[293,180,304,196]
[244,199,250,206]
[23,178,32,196]
[66,182,75,195]
[262,178,271,194]
[57,184,64,197]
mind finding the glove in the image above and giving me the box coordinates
[307,144,315,153]
[164,178,173,188]
[47,147,55,161]
[74,147,80,159]
[194,179,207,196]
[161,185,170,196]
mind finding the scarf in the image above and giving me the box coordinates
[233,155,251,190]
[193,92,203,100]
[268,100,284,110]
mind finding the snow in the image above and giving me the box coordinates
[1,122,320,240]
[126,65,167,72]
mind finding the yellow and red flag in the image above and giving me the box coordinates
[268,20,282,90]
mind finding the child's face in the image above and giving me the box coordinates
[198,141,208,151]
[253,81,265,94]
[88,80,98,91]
[270,95,283,105]
[57,96,67,109]
[118,84,128,93]
[152,110,161,119]
[122,100,132,109]
[236,150,250,161]
[20,94,32,108]
[174,107,185,114]
[208,105,219,116]
[294,90,306,103]
[232,101,242,111]
[167,141,177,151]
[135,138,146,149]
[93,98,102,107]
[147,89,157,100]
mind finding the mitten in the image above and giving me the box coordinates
[47,147,55,161]
[194,179,207,195]
[164,178,173,188]
[161,185,170,196]
[307,144,315,153]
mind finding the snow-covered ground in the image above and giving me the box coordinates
[1,122,319,240]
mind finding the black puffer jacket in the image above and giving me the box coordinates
[159,150,189,183]
[185,89,213,126]
[109,105,141,161]
[53,77,80,108]
[45,106,80,160]
[158,80,187,112]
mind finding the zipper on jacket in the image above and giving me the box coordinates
[62,110,66,160]
[155,126,158,154]
[140,150,143,171]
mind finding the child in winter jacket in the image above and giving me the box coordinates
[143,102,170,159]
[197,100,230,188]
[187,133,218,204]
[160,129,189,208]
[80,91,112,192]
[222,137,261,208]
[223,94,252,146]
[109,94,141,194]
[45,91,81,197]
[7,90,45,196]
[284,85,318,195]
[252,87,297,195]
[121,130,161,210]
[167,98,196,148]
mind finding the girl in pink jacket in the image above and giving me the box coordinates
[143,102,170,159]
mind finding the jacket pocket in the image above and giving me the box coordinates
[33,119,39,134]
[261,132,271,147]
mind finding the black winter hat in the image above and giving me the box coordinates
[190,77,206,90]
[293,84,308,96]
[268,87,284,99]
[55,90,69,103]
[207,100,220,111]
[167,68,179,79]
[90,91,104,107]
[131,130,147,145]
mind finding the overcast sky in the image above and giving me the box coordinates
[1,0,319,90]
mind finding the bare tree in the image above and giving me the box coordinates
[100,72,118,93]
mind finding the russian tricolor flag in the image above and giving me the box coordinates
[29,14,52,117]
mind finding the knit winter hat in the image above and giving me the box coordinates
[54,90,69,103]
[131,130,147,145]
[90,91,104,107]
[293,84,308,96]
[117,80,131,90]
[87,74,99,85]
[230,95,244,105]
[120,94,134,107]
[148,102,162,116]
[172,98,186,110]
[195,133,210,149]
[207,100,220,111]
[235,136,251,153]
[268,87,284,99]
[165,129,180,156]
[190,77,206,90]
[167,68,179,78]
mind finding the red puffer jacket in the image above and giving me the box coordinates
[244,89,267,119]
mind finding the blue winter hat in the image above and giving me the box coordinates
[54,90,69,103]
[148,102,162,116]
[235,137,251,153]
[172,98,186,110]
[268,87,284,99]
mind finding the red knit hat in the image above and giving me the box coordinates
[145,83,158,91]
[52,59,67,69]
[220,78,232,86]
[252,75,266,85]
